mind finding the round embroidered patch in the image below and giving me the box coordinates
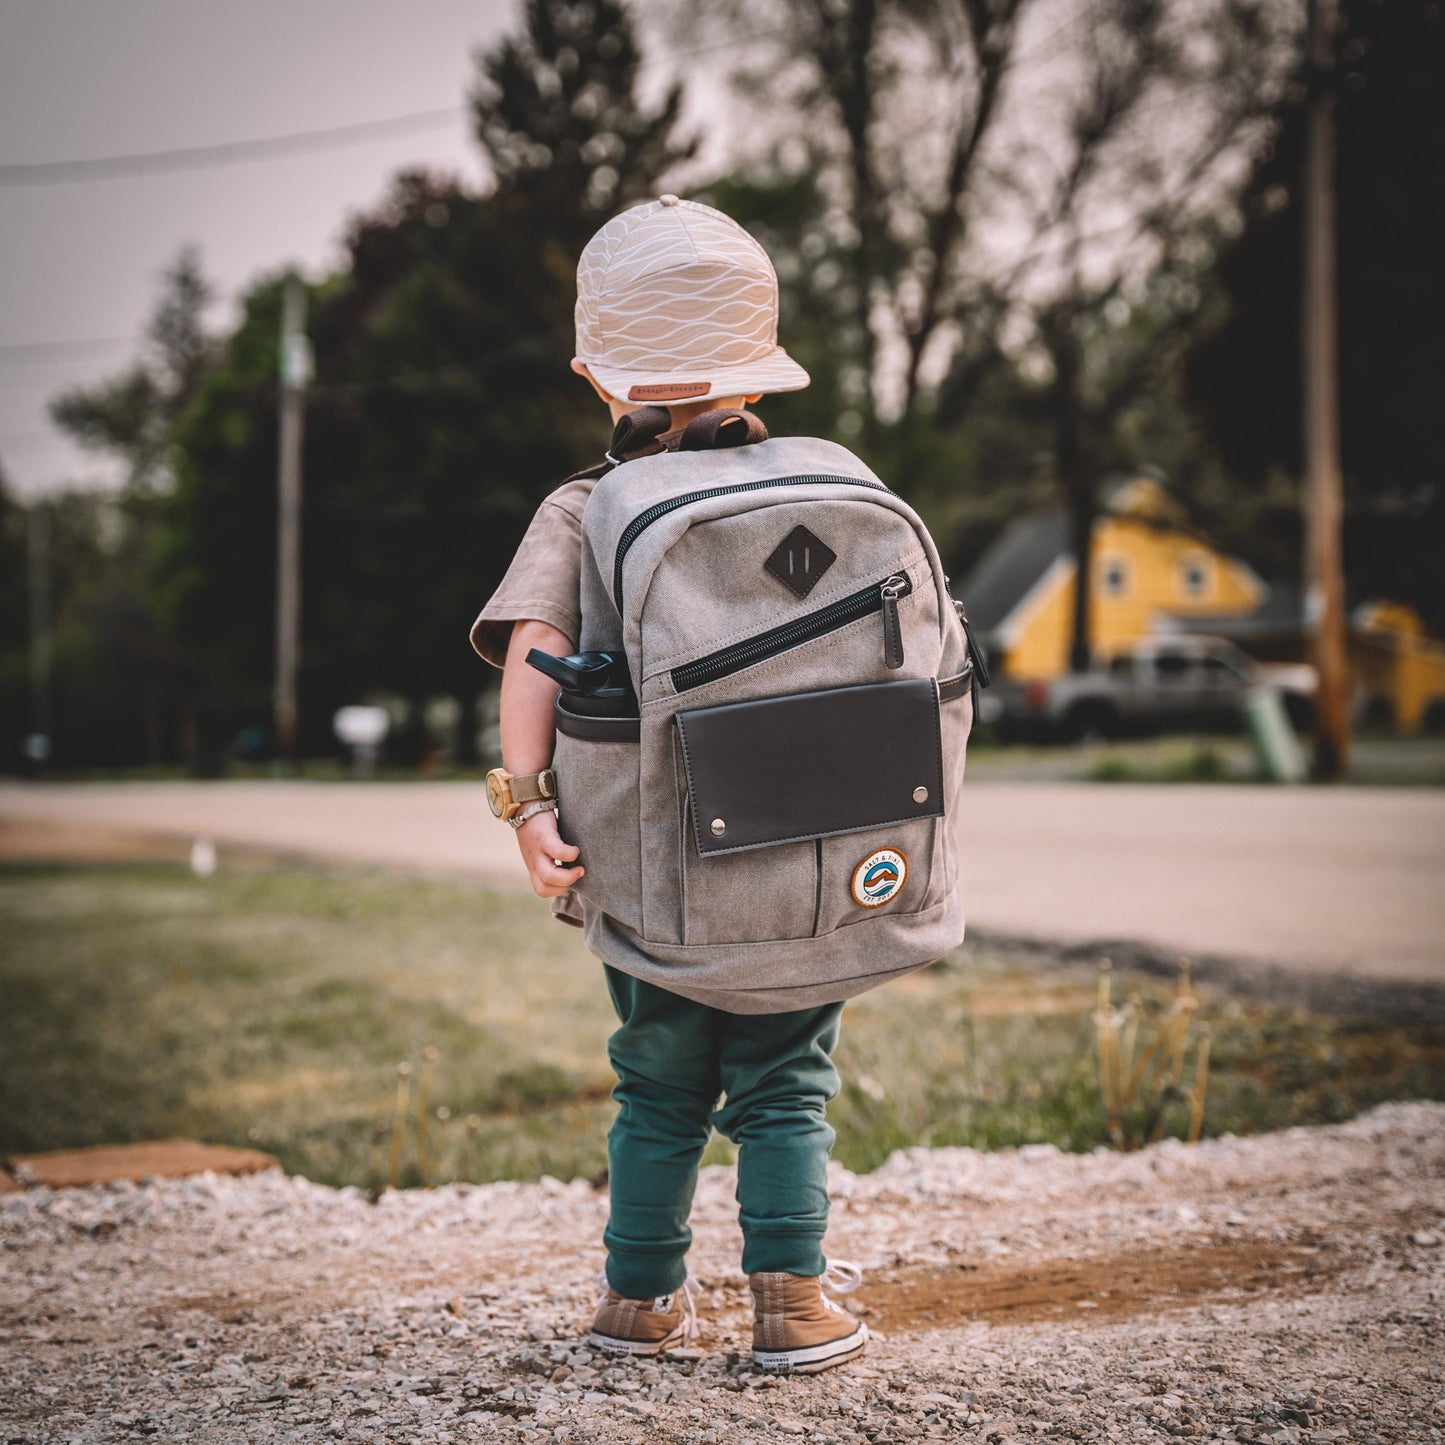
[849,847,908,908]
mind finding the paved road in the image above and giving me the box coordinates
[3,779,1443,984]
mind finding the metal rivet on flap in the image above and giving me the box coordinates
[710,818,727,836]
[913,786,929,803]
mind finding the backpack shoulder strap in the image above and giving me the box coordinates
[678,407,768,451]
[563,405,769,484]
[560,406,672,484]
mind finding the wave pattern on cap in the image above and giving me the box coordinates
[598,311,778,369]
[575,199,779,364]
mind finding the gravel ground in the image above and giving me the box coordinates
[3,1103,1443,1445]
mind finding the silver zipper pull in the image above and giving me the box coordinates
[880,574,907,669]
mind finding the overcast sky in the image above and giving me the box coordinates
[0,0,1251,501]
[0,0,730,500]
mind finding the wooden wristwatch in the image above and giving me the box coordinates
[486,766,558,824]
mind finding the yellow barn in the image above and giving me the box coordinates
[959,475,1445,732]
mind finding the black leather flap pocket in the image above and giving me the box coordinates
[675,677,943,856]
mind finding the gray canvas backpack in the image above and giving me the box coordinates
[540,408,986,1013]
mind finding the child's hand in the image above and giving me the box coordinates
[515,807,585,897]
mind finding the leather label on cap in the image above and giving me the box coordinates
[627,382,711,401]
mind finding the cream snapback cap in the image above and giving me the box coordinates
[574,193,810,404]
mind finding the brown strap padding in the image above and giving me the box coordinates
[570,403,767,487]
[678,408,769,452]
[564,406,673,484]
[608,406,673,462]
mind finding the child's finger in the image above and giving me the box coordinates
[536,857,584,894]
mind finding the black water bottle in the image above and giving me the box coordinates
[525,648,637,717]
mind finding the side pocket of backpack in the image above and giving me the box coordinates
[935,667,975,899]
[552,699,642,933]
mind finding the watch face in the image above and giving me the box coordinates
[486,769,509,818]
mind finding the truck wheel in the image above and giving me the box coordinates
[1062,700,1118,743]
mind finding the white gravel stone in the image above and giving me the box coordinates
[1,1102,1442,1443]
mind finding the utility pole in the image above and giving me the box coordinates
[1302,0,1349,781]
[26,500,52,773]
[274,272,311,771]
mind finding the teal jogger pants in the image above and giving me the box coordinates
[601,963,845,1299]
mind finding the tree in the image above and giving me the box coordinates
[36,251,215,764]
[692,0,1299,667]
[50,247,216,498]
[1184,0,1445,630]
[0,472,32,766]
[0,483,181,769]
[150,0,698,765]
[680,0,1029,426]
[695,142,1057,586]
[473,0,697,250]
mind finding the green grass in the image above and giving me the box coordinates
[1,862,1441,1187]
[966,733,1445,787]
[1084,742,1232,784]
[35,733,1445,786]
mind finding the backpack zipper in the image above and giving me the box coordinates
[880,573,908,669]
[613,472,893,612]
[670,571,913,693]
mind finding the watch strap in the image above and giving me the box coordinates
[508,798,558,830]
[509,768,557,805]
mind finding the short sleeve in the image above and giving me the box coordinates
[468,478,596,669]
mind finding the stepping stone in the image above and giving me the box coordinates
[3,1138,280,1189]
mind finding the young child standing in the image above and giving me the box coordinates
[468,195,867,1374]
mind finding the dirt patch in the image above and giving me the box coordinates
[4,1138,279,1189]
[858,1236,1344,1332]
[0,815,190,864]
[111,1236,1348,1344]
[0,813,292,871]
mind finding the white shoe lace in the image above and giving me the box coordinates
[672,1275,701,1346]
[593,1269,702,1347]
[820,1258,864,1316]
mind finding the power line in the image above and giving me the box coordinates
[0,19,810,192]
[0,107,466,188]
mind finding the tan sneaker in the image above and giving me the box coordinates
[749,1259,868,1374]
[588,1270,701,1357]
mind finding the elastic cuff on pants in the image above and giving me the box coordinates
[740,1230,826,1278]
[606,1249,689,1300]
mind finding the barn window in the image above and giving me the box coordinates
[1179,555,1213,597]
[1099,556,1130,597]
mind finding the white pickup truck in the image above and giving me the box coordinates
[992,635,1317,742]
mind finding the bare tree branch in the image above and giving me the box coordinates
[901,0,1026,409]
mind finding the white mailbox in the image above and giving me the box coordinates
[333,705,389,776]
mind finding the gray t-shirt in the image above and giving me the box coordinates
[469,476,598,669]
[468,426,686,668]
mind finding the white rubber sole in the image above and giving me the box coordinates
[588,1325,686,1357]
[752,1320,869,1375]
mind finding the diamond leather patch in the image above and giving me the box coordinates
[764,525,837,599]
